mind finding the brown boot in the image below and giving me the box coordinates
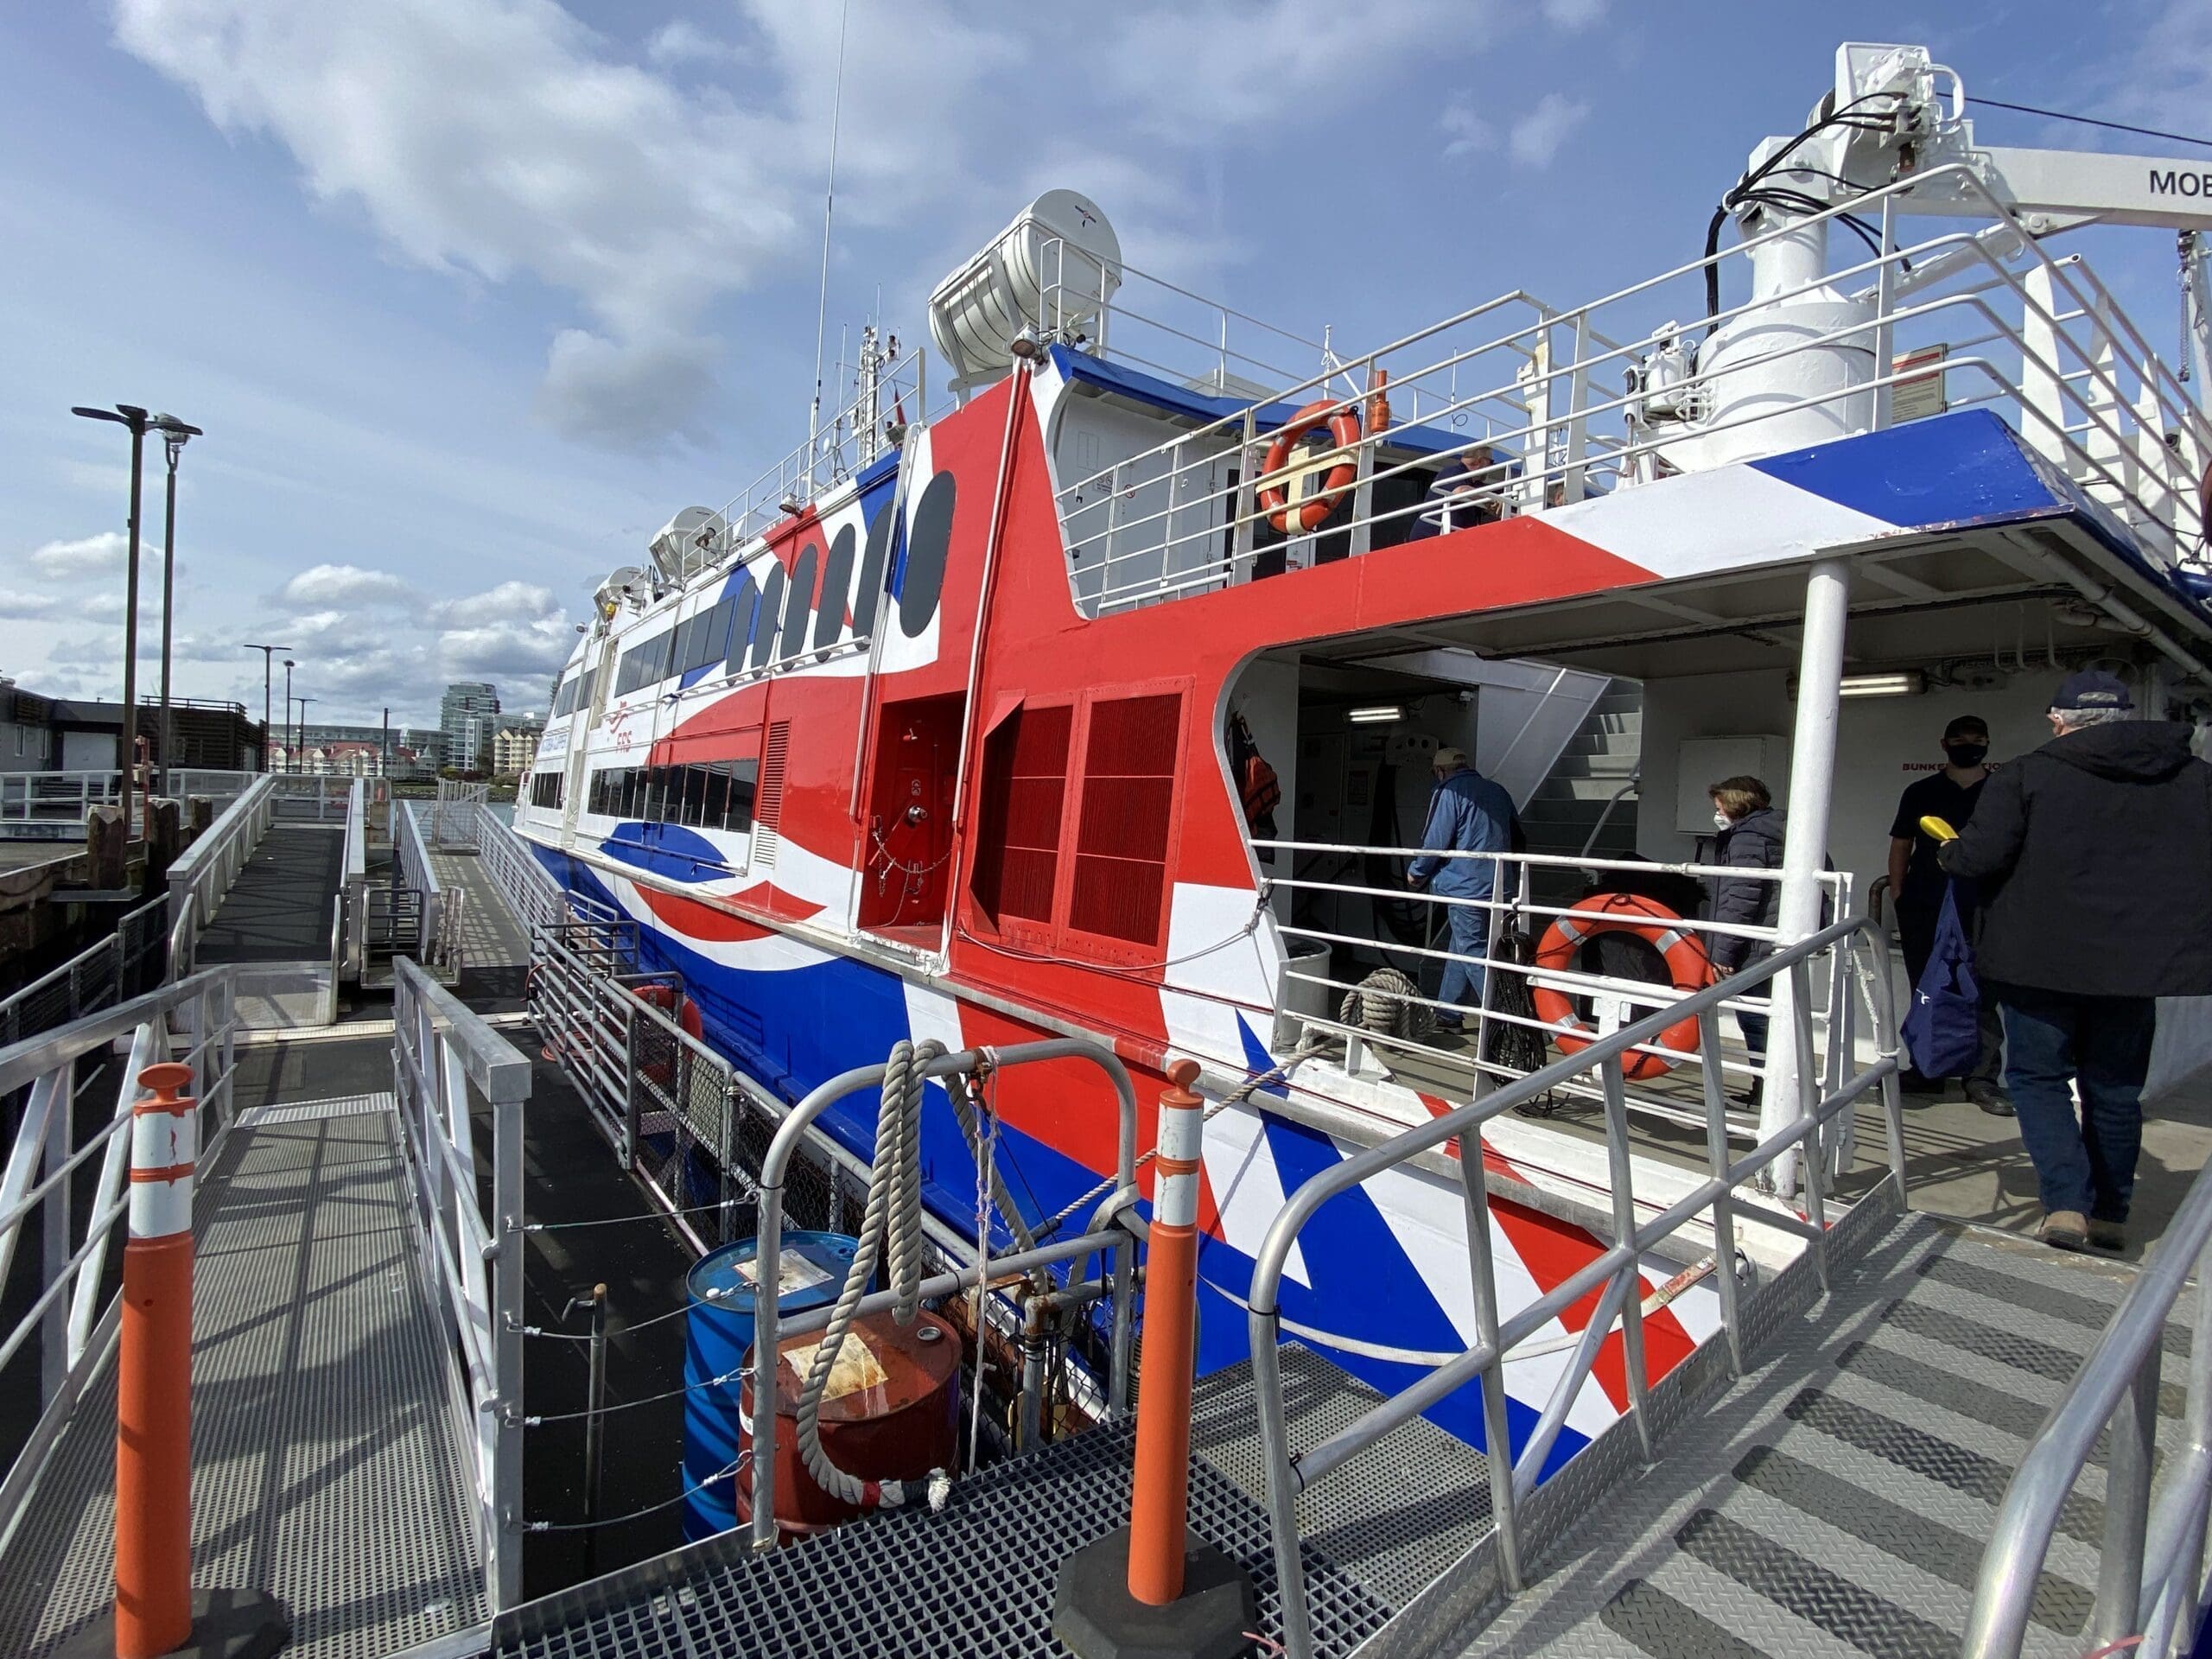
[2039,1211,2088,1251]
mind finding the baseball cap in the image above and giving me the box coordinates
[2050,669,2133,712]
[1433,747,1469,770]
[1942,714,1988,740]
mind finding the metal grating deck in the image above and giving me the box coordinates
[491,1409,1396,1659]
[1454,1211,2184,1656]
[0,1102,488,1659]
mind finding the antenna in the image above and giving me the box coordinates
[807,0,852,493]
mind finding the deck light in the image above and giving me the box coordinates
[1788,671,1925,699]
[1347,704,1405,724]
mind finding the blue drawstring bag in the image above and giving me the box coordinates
[1903,883,1981,1079]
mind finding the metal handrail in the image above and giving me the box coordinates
[746,1037,1142,1548]
[165,773,278,974]
[0,966,239,1547]
[0,893,170,1046]
[1248,914,1904,1657]
[391,955,528,1611]
[1045,163,2206,618]
[1965,1159,2212,1656]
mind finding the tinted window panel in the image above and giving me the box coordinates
[724,576,760,673]
[751,568,786,670]
[780,544,817,660]
[855,500,894,637]
[815,526,855,651]
[899,473,956,638]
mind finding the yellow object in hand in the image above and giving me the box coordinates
[1918,815,1960,843]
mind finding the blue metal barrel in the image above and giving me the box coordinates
[682,1231,859,1541]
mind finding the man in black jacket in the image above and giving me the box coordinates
[1939,670,2212,1252]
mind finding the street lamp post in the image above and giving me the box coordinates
[295,697,318,773]
[149,414,202,796]
[243,645,292,773]
[282,661,296,772]
[69,404,152,820]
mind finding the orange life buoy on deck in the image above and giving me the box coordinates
[1258,400,1364,535]
[1531,893,1712,1081]
[631,982,704,1086]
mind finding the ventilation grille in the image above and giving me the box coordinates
[970,705,1071,926]
[1068,693,1179,945]
[750,721,789,872]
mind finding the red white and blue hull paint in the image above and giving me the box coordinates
[521,352,2202,1472]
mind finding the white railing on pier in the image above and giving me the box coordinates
[1249,916,1906,1658]
[395,800,463,974]
[0,770,128,834]
[0,967,241,1548]
[391,956,527,1611]
[164,774,278,978]
[431,779,491,850]
[1039,165,2210,617]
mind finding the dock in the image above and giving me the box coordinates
[2,778,2209,1659]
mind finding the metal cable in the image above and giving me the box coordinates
[524,1451,750,1533]
[522,1362,752,1427]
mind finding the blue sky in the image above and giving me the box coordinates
[2,0,2203,725]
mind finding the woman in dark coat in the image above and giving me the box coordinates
[1708,774,1785,1103]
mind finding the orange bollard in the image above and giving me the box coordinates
[1053,1058,1255,1659]
[1125,1059,1206,1604]
[60,1064,290,1659]
[116,1061,198,1659]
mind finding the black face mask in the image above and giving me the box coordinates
[1945,742,1988,767]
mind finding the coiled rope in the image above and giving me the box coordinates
[1340,965,1432,1040]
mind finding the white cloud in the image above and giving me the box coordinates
[26,531,163,580]
[277,563,414,609]
[0,588,60,620]
[1510,92,1590,168]
[1440,99,1494,162]
[643,19,737,67]
[1540,0,1605,29]
[537,327,719,449]
[435,580,563,629]
[438,617,575,685]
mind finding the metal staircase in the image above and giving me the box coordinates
[1518,683,1639,909]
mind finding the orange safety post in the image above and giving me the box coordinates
[62,1062,290,1659]
[115,1060,198,1659]
[1124,1059,1206,1603]
[1052,1058,1255,1659]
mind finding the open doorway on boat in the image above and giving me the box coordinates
[859,691,964,944]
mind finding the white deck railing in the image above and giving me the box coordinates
[1039,165,2209,617]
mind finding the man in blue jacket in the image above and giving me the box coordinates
[1408,747,1516,1032]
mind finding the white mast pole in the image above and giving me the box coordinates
[807,0,852,494]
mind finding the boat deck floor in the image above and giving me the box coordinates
[0,1039,487,1659]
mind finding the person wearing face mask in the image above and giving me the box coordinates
[1707,776,1785,1104]
[1886,714,2008,1111]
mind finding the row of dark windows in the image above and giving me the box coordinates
[550,664,597,719]
[529,771,563,810]
[606,474,955,702]
[588,760,760,834]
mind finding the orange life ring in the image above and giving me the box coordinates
[631,982,704,1086]
[1531,893,1712,1081]
[1258,400,1364,535]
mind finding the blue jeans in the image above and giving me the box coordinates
[1999,988,2157,1222]
[1434,899,1489,1027]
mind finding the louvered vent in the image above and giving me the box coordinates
[750,720,790,871]
[970,705,1072,925]
[1067,693,1180,945]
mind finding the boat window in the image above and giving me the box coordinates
[780,543,817,660]
[575,665,598,714]
[679,595,737,675]
[587,760,757,834]
[551,676,577,718]
[899,473,955,638]
[750,568,787,671]
[531,771,563,810]
[1066,692,1182,946]
[724,576,761,673]
[815,525,855,652]
[617,627,673,696]
[969,703,1073,928]
[854,498,894,638]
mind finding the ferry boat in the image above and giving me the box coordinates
[515,38,2212,1474]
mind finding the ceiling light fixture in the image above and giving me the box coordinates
[1347,704,1404,724]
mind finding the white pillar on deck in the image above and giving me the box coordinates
[1762,556,1850,1196]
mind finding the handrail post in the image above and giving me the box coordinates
[2094,1351,2160,1649]
[489,1053,525,1610]
[1053,1059,1256,1659]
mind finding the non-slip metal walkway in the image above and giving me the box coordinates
[0,1052,488,1658]
[193,824,345,964]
